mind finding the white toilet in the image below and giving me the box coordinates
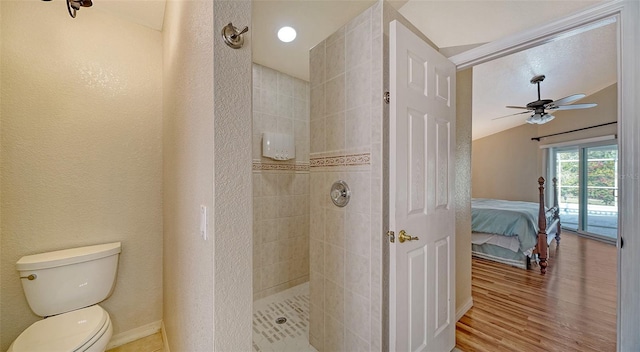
[8,242,122,352]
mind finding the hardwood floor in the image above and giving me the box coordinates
[456,232,617,352]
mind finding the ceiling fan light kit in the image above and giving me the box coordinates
[527,113,555,125]
[494,74,597,125]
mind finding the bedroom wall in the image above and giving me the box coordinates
[455,68,473,316]
[472,83,617,202]
[1,2,163,350]
[472,123,540,202]
[537,83,617,145]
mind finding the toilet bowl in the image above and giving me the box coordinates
[9,242,121,352]
[8,305,112,352]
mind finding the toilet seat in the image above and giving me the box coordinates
[10,305,110,352]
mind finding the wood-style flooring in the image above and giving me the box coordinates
[456,232,617,352]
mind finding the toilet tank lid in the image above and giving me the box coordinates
[16,242,121,271]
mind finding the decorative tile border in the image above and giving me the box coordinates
[310,153,371,168]
[253,161,310,172]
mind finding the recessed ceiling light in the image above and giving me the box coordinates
[277,26,297,43]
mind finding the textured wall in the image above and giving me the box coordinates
[252,63,310,300]
[162,0,253,349]
[212,0,253,349]
[162,0,216,350]
[454,68,473,315]
[309,2,385,351]
[472,123,540,202]
[1,2,163,350]
[472,84,617,203]
[537,83,617,145]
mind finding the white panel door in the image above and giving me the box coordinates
[389,20,456,352]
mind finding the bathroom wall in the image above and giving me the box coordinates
[308,2,385,350]
[0,2,163,351]
[162,0,214,349]
[252,63,310,300]
[163,0,252,350]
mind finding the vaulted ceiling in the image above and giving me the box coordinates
[94,0,615,140]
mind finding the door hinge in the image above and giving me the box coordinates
[620,237,624,248]
[383,91,390,104]
[386,230,395,243]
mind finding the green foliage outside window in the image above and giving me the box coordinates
[556,148,618,206]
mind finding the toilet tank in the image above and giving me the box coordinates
[16,242,121,317]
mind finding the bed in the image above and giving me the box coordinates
[471,177,561,274]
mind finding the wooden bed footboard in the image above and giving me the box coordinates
[535,177,562,274]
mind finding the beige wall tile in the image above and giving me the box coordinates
[253,64,262,89]
[346,17,372,70]
[310,41,326,88]
[309,3,385,351]
[345,105,371,150]
[261,88,278,116]
[346,61,371,109]
[345,251,370,299]
[345,329,370,352]
[345,290,370,341]
[310,205,325,241]
[309,302,325,351]
[326,35,346,81]
[324,208,346,248]
[262,65,278,92]
[311,84,326,120]
[278,72,294,97]
[324,313,345,352]
[310,239,325,275]
[252,64,310,300]
[325,112,346,152]
[324,244,345,285]
[325,74,346,116]
[310,119,326,154]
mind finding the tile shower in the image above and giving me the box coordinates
[252,63,311,301]
[308,2,385,351]
[253,2,416,350]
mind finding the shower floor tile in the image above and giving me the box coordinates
[253,282,317,352]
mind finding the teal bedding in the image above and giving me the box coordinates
[471,198,546,254]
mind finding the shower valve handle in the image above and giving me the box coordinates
[222,23,249,49]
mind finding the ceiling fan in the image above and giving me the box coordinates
[494,74,597,125]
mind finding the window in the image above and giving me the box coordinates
[551,141,618,241]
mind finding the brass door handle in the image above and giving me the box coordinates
[398,230,419,243]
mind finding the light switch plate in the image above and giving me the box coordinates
[200,205,207,240]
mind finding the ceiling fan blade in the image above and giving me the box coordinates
[547,93,586,107]
[492,110,531,120]
[548,103,598,111]
[505,105,530,110]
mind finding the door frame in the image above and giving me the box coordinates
[448,1,639,350]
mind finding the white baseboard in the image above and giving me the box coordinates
[106,320,162,349]
[456,297,474,322]
[162,321,171,352]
